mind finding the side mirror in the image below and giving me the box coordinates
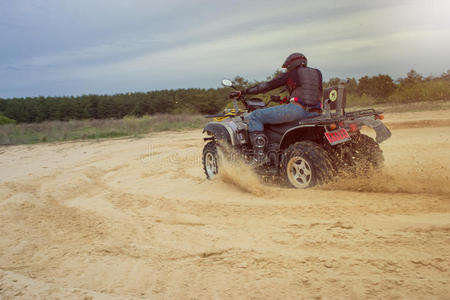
[221,79,233,87]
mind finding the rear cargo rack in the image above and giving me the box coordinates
[299,109,382,126]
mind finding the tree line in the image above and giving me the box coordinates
[0,89,230,123]
[1,69,449,123]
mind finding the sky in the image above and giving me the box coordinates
[1,0,450,98]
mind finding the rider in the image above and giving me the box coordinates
[232,53,323,165]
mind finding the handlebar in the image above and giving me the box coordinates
[270,95,281,102]
[228,92,288,107]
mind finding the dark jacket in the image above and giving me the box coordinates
[245,66,323,109]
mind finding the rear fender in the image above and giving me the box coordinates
[203,122,237,146]
[279,126,324,150]
[358,117,392,143]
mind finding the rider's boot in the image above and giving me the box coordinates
[249,131,268,166]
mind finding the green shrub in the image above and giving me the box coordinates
[0,112,16,125]
[357,74,396,99]
[388,81,450,103]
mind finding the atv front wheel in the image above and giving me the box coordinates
[282,141,334,188]
[202,141,219,179]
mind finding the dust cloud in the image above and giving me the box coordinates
[216,147,273,197]
[323,161,450,196]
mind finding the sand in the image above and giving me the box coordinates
[0,109,449,299]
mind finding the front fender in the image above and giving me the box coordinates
[203,122,237,145]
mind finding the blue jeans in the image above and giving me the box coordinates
[248,103,319,132]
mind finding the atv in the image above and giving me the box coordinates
[202,79,391,188]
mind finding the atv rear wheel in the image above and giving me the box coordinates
[351,134,384,170]
[282,141,334,188]
[202,141,219,179]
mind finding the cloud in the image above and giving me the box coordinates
[1,0,449,97]
[54,2,449,78]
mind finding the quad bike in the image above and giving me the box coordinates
[202,79,391,188]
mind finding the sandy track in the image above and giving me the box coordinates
[0,110,449,299]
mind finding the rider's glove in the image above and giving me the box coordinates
[229,91,243,98]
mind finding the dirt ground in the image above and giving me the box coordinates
[0,110,449,299]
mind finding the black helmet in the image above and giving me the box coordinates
[282,53,307,71]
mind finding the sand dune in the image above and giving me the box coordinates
[1,110,449,299]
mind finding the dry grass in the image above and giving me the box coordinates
[0,114,206,145]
